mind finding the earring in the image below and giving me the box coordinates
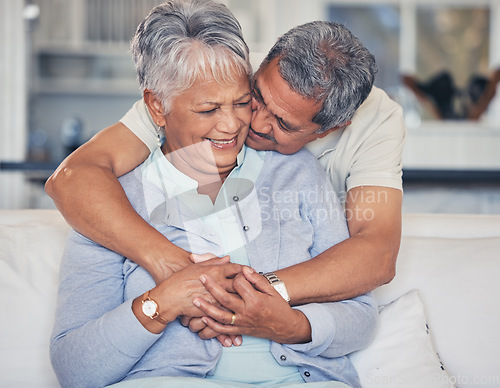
[156,125,163,147]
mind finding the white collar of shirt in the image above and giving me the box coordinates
[140,145,264,220]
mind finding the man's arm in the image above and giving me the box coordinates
[184,185,398,345]
[45,122,192,283]
[277,186,402,304]
[195,267,377,354]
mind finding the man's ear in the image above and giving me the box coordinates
[144,89,166,127]
[317,120,352,139]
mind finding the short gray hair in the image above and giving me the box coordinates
[131,0,251,113]
[263,21,377,133]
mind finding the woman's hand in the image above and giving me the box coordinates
[133,256,242,333]
[180,315,243,348]
[193,266,312,344]
[180,252,243,347]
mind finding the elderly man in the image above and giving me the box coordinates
[46,19,405,341]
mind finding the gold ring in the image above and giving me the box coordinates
[230,314,236,325]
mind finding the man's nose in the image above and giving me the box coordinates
[251,100,273,134]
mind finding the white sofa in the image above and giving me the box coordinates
[1,209,499,388]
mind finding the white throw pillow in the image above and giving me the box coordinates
[349,290,455,388]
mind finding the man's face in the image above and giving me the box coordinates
[245,58,334,155]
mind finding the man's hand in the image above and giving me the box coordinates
[193,266,312,344]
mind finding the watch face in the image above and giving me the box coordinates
[142,299,158,318]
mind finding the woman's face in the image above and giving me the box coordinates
[162,71,252,180]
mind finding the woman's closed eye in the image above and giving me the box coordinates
[198,100,250,115]
[199,108,218,115]
[236,100,251,108]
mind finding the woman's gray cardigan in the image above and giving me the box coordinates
[50,148,377,388]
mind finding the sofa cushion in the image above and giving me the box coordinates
[374,234,500,387]
[349,289,454,388]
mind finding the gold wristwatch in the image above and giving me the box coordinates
[141,290,168,325]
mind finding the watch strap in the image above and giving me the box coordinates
[261,272,290,302]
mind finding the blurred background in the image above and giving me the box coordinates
[1,0,500,212]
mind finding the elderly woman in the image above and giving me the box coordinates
[50,1,377,387]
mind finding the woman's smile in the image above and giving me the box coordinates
[205,136,238,149]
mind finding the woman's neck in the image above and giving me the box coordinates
[192,172,232,203]
[163,149,233,203]
[197,178,224,203]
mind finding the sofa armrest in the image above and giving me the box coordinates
[0,210,69,387]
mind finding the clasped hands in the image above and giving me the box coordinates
[178,253,312,347]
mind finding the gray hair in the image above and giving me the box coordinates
[131,0,251,113]
[263,21,377,133]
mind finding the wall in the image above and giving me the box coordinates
[0,0,28,209]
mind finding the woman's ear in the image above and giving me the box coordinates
[144,89,166,127]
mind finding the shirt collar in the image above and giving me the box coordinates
[141,145,249,198]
